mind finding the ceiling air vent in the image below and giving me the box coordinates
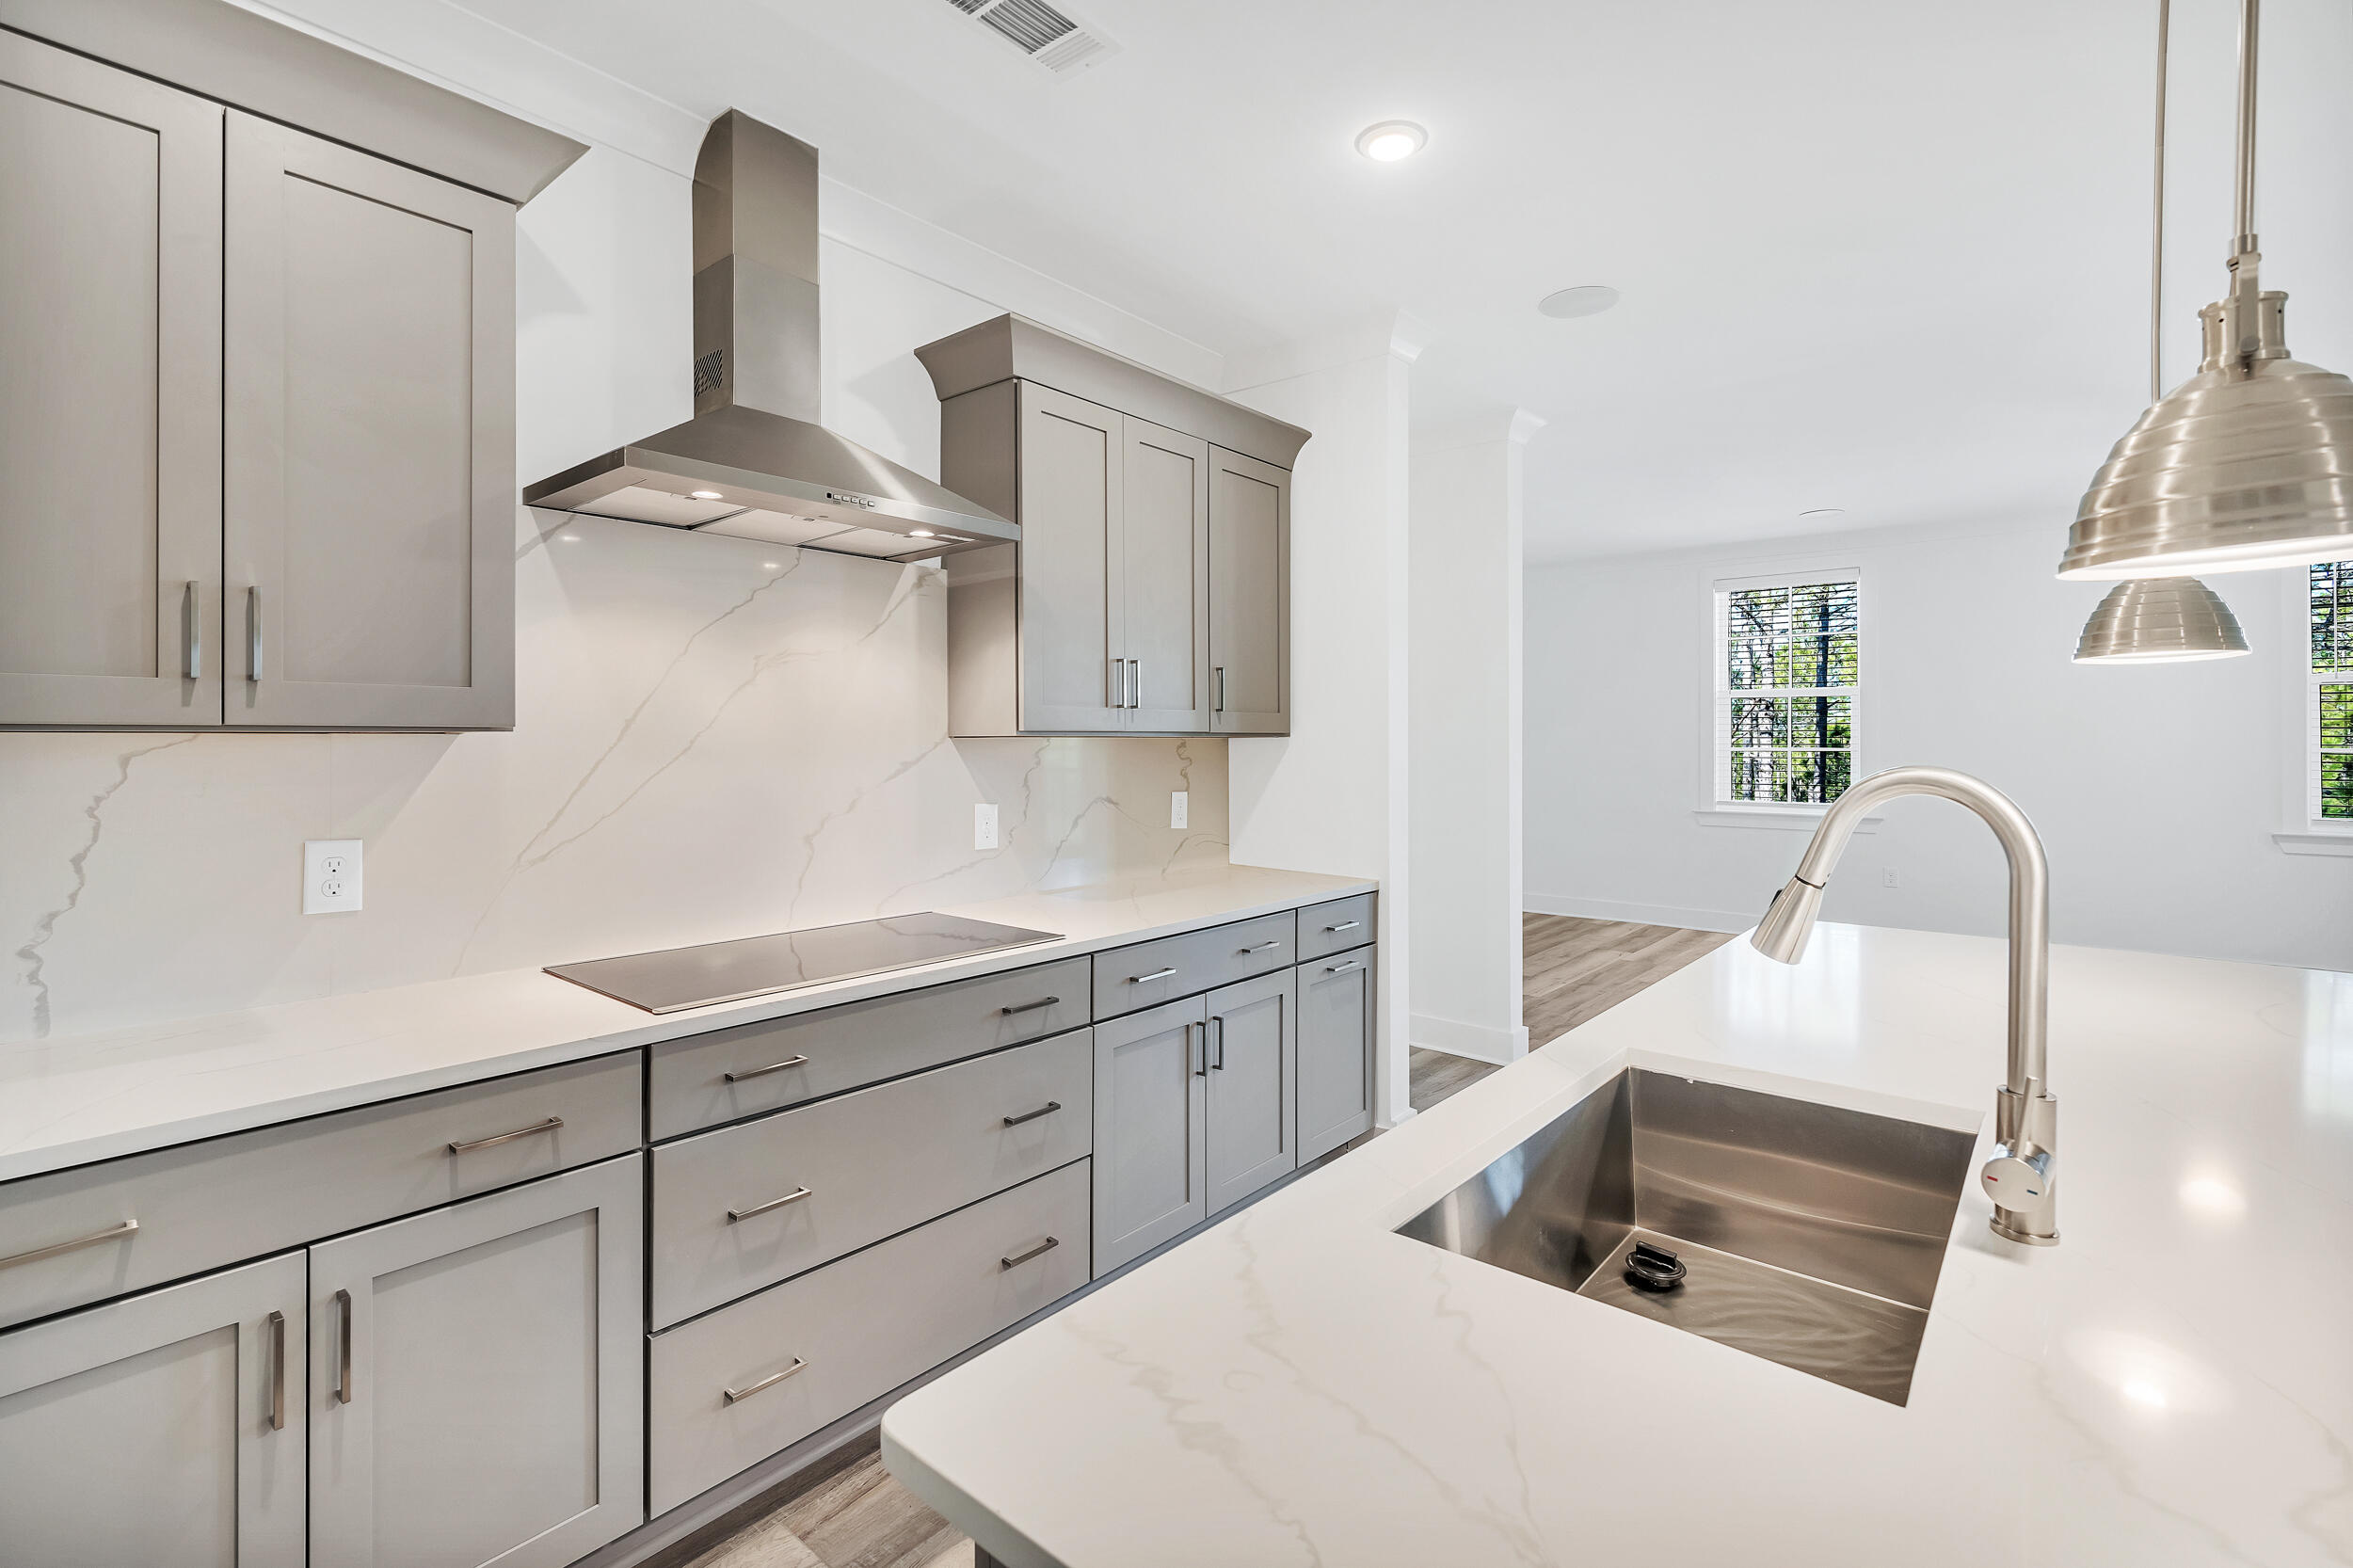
[945,0,1119,74]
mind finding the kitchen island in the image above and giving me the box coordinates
[882,922,2353,1566]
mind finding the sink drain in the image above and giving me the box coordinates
[1624,1240,1687,1293]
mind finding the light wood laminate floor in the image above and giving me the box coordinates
[680,916,1729,1568]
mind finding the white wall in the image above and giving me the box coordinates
[1226,316,1421,1125]
[1408,415,1536,1064]
[1525,517,2353,972]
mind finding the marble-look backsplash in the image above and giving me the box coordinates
[0,512,1228,1044]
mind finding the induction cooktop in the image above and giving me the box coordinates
[544,912,1064,1014]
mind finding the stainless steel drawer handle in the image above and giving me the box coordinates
[1129,967,1178,984]
[182,580,201,680]
[265,1310,287,1432]
[1241,940,1284,954]
[446,1116,563,1155]
[1001,1101,1062,1128]
[1325,960,1364,975]
[724,1055,810,1083]
[334,1288,354,1405]
[724,1357,808,1404]
[728,1187,813,1223]
[1000,1236,1061,1271]
[0,1218,139,1272]
[1323,920,1361,934]
[1000,997,1061,1016]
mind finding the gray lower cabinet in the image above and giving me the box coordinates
[309,1154,644,1568]
[1205,968,1299,1215]
[1091,997,1209,1274]
[1209,447,1290,735]
[1299,948,1378,1162]
[0,1252,307,1568]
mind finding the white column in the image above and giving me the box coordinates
[1407,410,1539,1064]
[1224,312,1424,1127]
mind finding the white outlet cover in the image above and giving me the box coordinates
[305,839,362,914]
[1170,791,1189,830]
[974,804,1000,851]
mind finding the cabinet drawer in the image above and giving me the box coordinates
[650,1031,1092,1328]
[1297,892,1377,962]
[648,957,1091,1141]
[1093,910,1296,1019]
[648,1160,1089,1514]
[0,1053,641,1331]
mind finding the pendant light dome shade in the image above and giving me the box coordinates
[2073,576,2250,663]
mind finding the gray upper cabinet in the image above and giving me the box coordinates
[1092,997,1209,1274]
[224,111,516,730]
[309,1155,644,1568]
[0,1251,307,1568]
[920,313,1307,738]
[1205,968,1298,1215]
[1209,447,1290,735]
[0,34,223,728]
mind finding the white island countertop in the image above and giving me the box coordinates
[882,923,2353,1567]
[0,863,1373,1183]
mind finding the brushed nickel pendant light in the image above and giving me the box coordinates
[2059,0,2353,582]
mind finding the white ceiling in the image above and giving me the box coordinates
[351,0,2353,560]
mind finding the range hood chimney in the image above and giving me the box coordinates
[522,112,1016,560]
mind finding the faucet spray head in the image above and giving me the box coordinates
[1751,876,1826,965]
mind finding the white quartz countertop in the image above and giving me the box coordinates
[0,864,1373,1183]
[882,923,2353,1567]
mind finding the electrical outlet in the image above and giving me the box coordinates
[1170,791,1189,829]
[305,839,363,914]
[973,803,1000,851]
[1882,867,1901,888]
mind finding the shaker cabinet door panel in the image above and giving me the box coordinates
[1209,447,1289,735]
[1092,997,1209,1274]
[1206,968,1298,1214]
[1298,950,1376,1162]
[0,34,223,728]
[1120,417,1211,731]
[309,1155,643,1568]
[224,111,515,729]
[0,1252,306,1568]
[1016,382,1125,733]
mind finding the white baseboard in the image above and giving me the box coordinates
[1523,892,1753,935]
[1408,1014,1528,1065]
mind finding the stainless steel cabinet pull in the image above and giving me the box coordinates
[728,1187,812,1223]
[1209,1015,1226,1071]
[1241,940,1284,954]
[1109,655,1127,708]
[1000,1236,1061,1271]
[0,1218,138,1272]
[724,1055,809,1083]
[246,585,263,681]
[1190,1021,1206,1077]
[1002,1101,1062,1128]
[1324,920,1361,934]
[182,581,201,680]
[446,1115,563,1155]
[1128,659,1141,708]
[724,1357,808,1404]
[334,1288,353,1405]
[1325,960,1364,975]
[1214,664,1225,713]
[1129,967,1177,984]
[999,997,1060,1016]
[265,1310,286,1432]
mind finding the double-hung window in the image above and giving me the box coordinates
[2313,561,2351,824]
[1714,572,1860,808]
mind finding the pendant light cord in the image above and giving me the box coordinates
[2234,0,2260,253]
[2152,0,2169,401]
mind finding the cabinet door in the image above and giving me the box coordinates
[1016,382,1125,733]
[1209,447,1289,735]
[1092,997,1208,1274]
[1298,951,1375,1162]
[310,1155,643,1568]
[1206,968,1298,1215]
[224,111,515,730]
[1120,416,1210,731]
[0,33,223,728]
[0,1253,304,1568]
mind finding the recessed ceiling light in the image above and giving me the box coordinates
[909,528,936,537]
[1354,120,1427,162]
[688,489,724,501]
[1537,285,1620,319]
[1799,507,1846,520]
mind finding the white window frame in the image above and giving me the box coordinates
[2281,562,2353,856]
[1695,564,1867,830]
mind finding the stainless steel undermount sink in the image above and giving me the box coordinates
[1396,1068,1977,1405]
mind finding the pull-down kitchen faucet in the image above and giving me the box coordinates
[1751,765,2060,1245]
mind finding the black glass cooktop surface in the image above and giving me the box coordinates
[544,912,1064,1014]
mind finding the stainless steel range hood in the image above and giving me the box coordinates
[522,112,1016,561]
